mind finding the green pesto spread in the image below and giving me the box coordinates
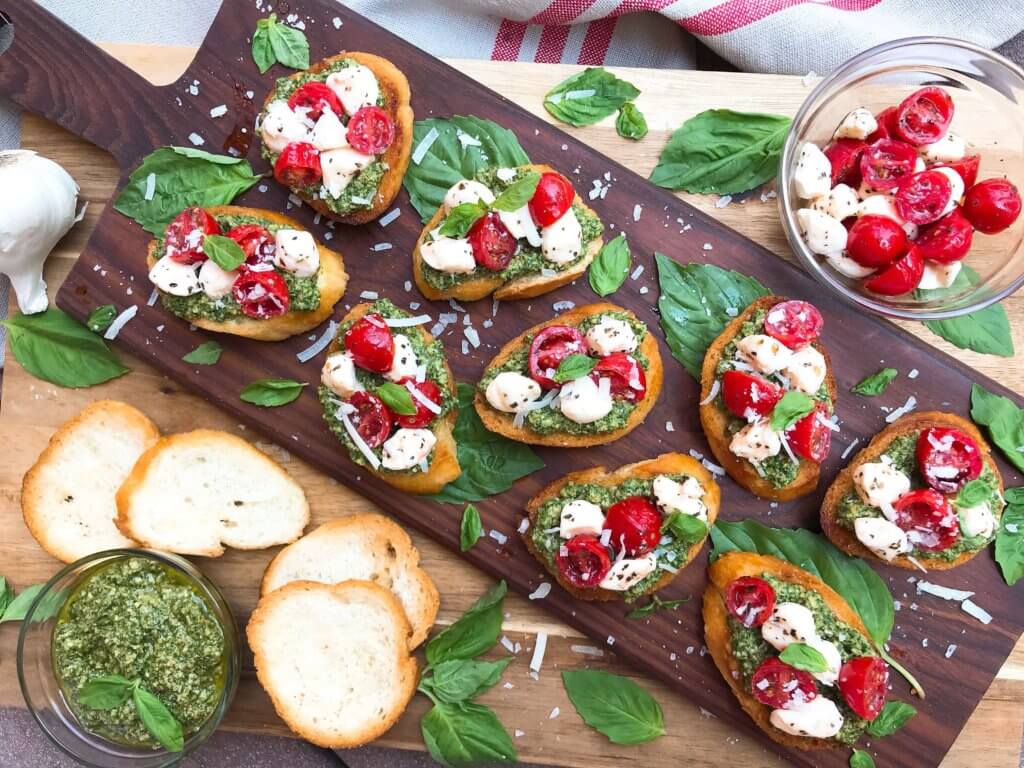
[728,574,873,745]
[52,557,226,749]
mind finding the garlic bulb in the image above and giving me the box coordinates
[0,150,82,314]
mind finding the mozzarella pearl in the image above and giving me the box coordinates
[384,334,419,383]
[784,346,827,395]
[585,316,638,357]
[652,475,707,522]
[325,65,380,117]
[834,107,877,140]
[197,259,239,299]
[559,500,606,539]
[443,180,495,212]
[854,462,911,513]
[484,372,542,413]
[559,375,613,424]
[381,428,436,471]
[149,256,201,297]
[311,108,350,152]
[797,208,848,256]
[598,553,658,592]
[761,602,818,651]
[730,421,782,463]
[260,100,310,154]
[273,229,320,278]
[321,352,363,399]
[854,516,911,562]
[541,208,583,265]
[793,142,832,199]
[769,696,844,739]
[736,334,793,374]
[421,236,476,274]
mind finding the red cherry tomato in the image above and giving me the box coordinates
[468,212,517,271]
[273,141,322,188]
[345,391,394,449]
[164,207,221,264]
[528,172,574,227]
[914,208,973,263]
[823,138,867,187]
[602,496,662,557]
[394,379,443,429]
[346,106,396,155]
[847,214,909,268]
[528,325,587,389]
[287,81,343,122]
[866,106,899,143]
[750,657,818,710]
[895,170,953,225]
[938,155,981,189]
[227,224,276,267]
[591,352,646,402]
[231,270,290,319]
[838,657,888,720]
[763,300,824,347]
[916,426,983,494]
[344,314,395,373]
[786,402,833,463]
[864,246,924,296]
[721,370,784,420]
[962,178,1023,234]
[725,576,776,629]
[895,87,954,146]
[893,489,960,551]
[860,139,919,192]
[556,534,612,589]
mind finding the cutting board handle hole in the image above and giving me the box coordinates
[0,11,13,57]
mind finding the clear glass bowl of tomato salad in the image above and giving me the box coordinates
[779,37,1024,319]
[17,549,240,768]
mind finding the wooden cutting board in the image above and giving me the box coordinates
[1,3,1023,766]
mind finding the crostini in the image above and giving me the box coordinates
[259,52,413,224]
[524,453,719,601]
[146,205,347,341]
[412,164,604,301]
[700,296,837,500]
[318,298,461,494]
[704,552,890,750]
[821,411,1004,570]
[475,302,662,447]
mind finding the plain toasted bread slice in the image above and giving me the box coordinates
[21,401,158,563]
[115,429,309,557]
[704,552,871,751]
[248,580,418,749]
[146,205,348,341]
[524,453,720,602]
[262,52,413,225]
[473,302,663,447]
[820,411,1003,571]
[412,163,603,302]
[699,295,837,501]
[261,515,439,648]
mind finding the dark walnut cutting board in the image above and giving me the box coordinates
[1,2,1022,766]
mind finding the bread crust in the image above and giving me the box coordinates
[146,205,347,341]
[820,411,1003,571]
[699,295,837,501]
[411,163,603,302]
[473,302,663,447]
[326,303,461,494]
[261,52,413,225]
[524,453,720,601]
[703,552,871,751]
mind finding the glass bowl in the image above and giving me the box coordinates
[779,37,1024,319]
[16,549,240,768]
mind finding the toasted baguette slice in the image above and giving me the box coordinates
[699,295,837,501]
[115,429,309,557]
[21,401,158,563]
[261,515,439,648]
[412,163,603,302]
[248,580,418,748]
[146,206,348,341]
[323,302,461,494]
[821,411,1002,570]
[704,552,871,751]
[524,453,720,601]
[474,302,663,447]
[262,52,413,225]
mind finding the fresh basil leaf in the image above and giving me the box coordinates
[491,171,540,212]
[202,234,246,272]
[852,367,898,397]
[544,67,641,127]
[250,13,310,72]
[770,391,815,431]
[182,341,222,366]
[438,201,489,239]
[430,384,544,504]
[971,383,1024,472]
[0,310,128,389]
[865,700,917,738]
[133,686,184,752]
[553,353,597,384]
[561,669,665,745]
[655,254,769,379]
[625,595,690,619]
[404,116,530,223]
[850,749,876,768]
[420,658,512,704]
[421,701,517,766]
[460,504,483,552]
[779,642,829,673]
[918,267,1014,357]
[79,675,135,710]
[650,109,791,195]
[660,512,708,547]
[86,305,117,334]
[251,15,276,74]
[0,577,12,616]
[588,234,631,297]
[0,584,46,623]
[616,103,648,140]
[995,488,1024,586]
[240,378,306,407]
[114,147,262,236]
[956,478,993,509]
[374,381,417,416]
[426,581,507,665]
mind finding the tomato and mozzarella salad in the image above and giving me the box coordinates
[794,86,1022,295]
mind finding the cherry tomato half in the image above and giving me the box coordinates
[725,576,776,628]
[914,208,973,264]
[838,657,888,720]
[721,370,783,420]
[864,246,924,296]
[227,224,276,267]
[893,488,960,552]
[938,155,980,189]
[345,390,394,449]
[346,106,396,155]
[763,300,824,348]
[592,352,646,402]
[468,211,517,271]
[866,106,899,143]
[395,378,444,429]
[165,207,221,264]
[860,139,919,192]
[556,534,612,589]
[847,214,909,268]
[896,170,953,225]
[231,269,290,319]
[274,141,322,189]
[528,172,574,228]
[962,178,1023,234]
[287,81,343,122]
[823,138,867,187]
[916,426,983,494]
[528,325,587,389]
[750,657,818,710]
[895,86,954,146]
[344,314,395,373]
[602,496,662,557]
[787,402,833,463]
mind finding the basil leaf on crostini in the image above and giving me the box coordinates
[588,234,631,298]
[660,511,708,547]
[955,478,994,509]
[182,341,223,366]
[649,109,791,195]
[851,367,898,397]
[850,749,876,768]
[133,685,184,752]
[553,353,598,384]
[202,234,246,272]
[251,13,310,73]
[438,201,489,239]
[491,171,541,212]
[995,488,1024,586]
[561,669,665,745]
[419,658,512,704]
[544,67,641,128]
[970,383,1024,472]
[240,378,306,407]
[770,391,815,431]
[865,700,917,738]
[779,642,829,673]
[420,701,517,766]
[918,267,1014,358]
[460,504,483,552]
[86,305,117,334]
[374,381,418,416]
[616,103,648,141]
[655,254,769,380]
[625,595,690,619]
[426,581,507,666]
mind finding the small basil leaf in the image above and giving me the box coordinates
[616,103,648,140]
[918,267,1014,357]
[421,658,512,704]
[970,383,1024,472]
[544,67,641,127]
[240,378,306,407]
[202,234,246,272]
[779,642,829,673]
[553,353,597,384]
[460,504,483,552]
[850,749,876,768]
[252,15,276,74]
[374,381,418,416]
[133,686,184,752]
[79,675,135,710]
[491,172,540,212]
[426,581,507,665]
[865,700,917,738]
[182,341,223,366]
[588,234,631,297]
[955,478,993,509]
[0,577,12,616]
[995,488,1024,586]
[420,701,517,766]
[0,584,47,623]
[770,391,815,432]
[851,367,898,397]
[86,305,118,333]
[625,595,689,619]
[267,16,310,71]
[660,512,708,547]
[561,669,665,745]
[438,201,489,239]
